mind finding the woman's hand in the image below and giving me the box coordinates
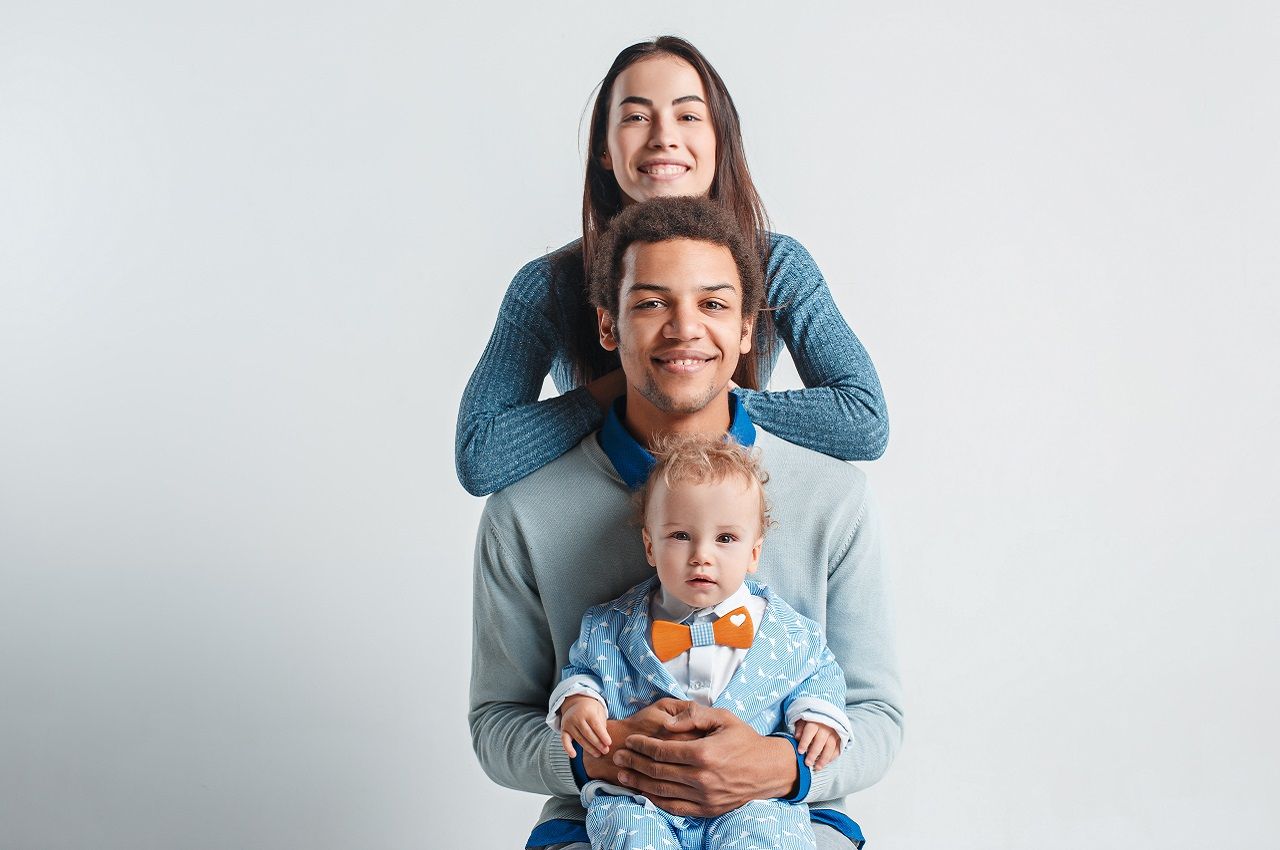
[585,368,627,411]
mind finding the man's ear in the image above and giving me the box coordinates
[598,307,619,352]
[642,528,656,567]
[739,317,755,355]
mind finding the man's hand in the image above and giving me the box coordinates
[581,699,698,784]
[559,695,611,758]
[612,703,798,817]
[794,719,842,771]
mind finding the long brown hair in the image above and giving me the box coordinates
[561,36,775,389]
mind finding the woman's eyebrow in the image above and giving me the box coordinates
[619,95,706,107]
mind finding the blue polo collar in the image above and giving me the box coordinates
[597,392,757,490]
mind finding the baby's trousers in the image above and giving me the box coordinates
[585,793,816,850]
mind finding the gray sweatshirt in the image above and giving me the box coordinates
[469,422,903,832]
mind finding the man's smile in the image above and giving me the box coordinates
[653,349,717,374]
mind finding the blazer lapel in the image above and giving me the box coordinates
[614,578,686,700]
[712,584,798,714]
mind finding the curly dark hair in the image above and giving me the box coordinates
[588,196,765,326]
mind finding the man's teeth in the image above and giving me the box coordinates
[665,358,703,366]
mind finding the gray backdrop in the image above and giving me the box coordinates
[2,1,1277,848]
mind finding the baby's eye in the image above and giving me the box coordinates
[671,531,691,541]
[716,533,737,544]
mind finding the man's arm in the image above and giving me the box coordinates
[805,484,904,802]
[613,705,799,816]
[468,514,578,797]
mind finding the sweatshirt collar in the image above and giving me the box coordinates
[598,392,757,490]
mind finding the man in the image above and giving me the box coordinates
[470,197,902,849]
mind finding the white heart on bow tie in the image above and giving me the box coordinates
[730,613,747,627]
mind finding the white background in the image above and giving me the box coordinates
[2,2,1278,848]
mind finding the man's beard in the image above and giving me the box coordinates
[637,372,722,415]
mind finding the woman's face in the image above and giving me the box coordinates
[602,55,717,205]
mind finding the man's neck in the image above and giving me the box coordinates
[622,390,733,449]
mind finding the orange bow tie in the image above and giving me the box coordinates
[651,606,754,663]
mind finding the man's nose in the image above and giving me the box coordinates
[664,303,705,339]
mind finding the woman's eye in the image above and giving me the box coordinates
[679,113,702,121]
[622,113,648,123]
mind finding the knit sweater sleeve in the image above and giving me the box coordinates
[805,485,904,802]
[734,234,890,461]
[454,256,604,497]
[468,504,580,797]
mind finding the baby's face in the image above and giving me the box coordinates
[642,475,764,609]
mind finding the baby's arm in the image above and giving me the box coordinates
[559,694,612,758]
[793,719,843,771]
[782,641,855,772]
[546,606,614,758]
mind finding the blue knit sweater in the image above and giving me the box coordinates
[455,233,888,496]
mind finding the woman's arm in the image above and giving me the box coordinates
[734,234,890,460]
[454,256,608,497]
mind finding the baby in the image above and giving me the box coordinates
[548,435,852,850]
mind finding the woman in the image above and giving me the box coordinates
[456,36,888,497]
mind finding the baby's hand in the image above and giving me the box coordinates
[794,719,843,771]
[559,694,612,759]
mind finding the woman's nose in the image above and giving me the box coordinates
[647,114,679,149]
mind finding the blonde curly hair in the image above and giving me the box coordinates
[637,433,772,536]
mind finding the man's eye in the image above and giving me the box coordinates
[636,300,664,309]
[704,301,727,311]
[716,534,737,544]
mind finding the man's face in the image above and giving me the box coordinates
[598,238,752,420]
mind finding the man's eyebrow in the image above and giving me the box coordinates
[619,95,707,107]
[628,282,737,294]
